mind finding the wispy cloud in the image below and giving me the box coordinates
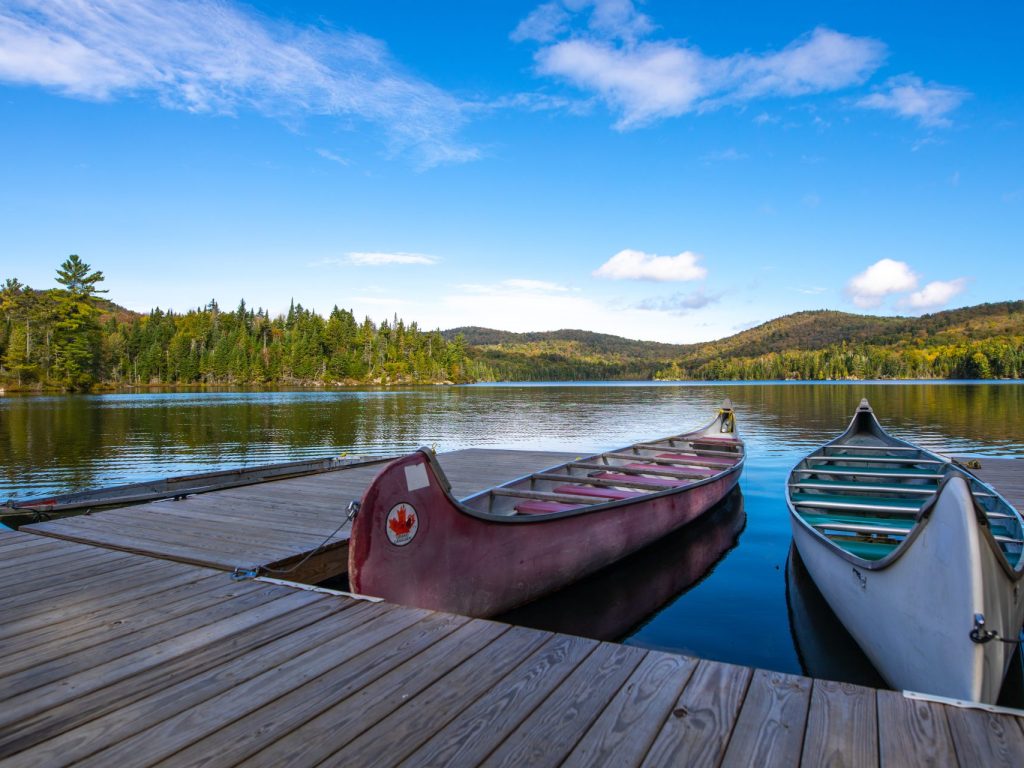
[594,249,707,282]
[0,0,476,167]
[857,75,969,127]
[793,286,827,295]
[514,2,886,129]
[316,148,349,166]
[636,288,722,314]
[346,252,438,266]
[457,279,570,295]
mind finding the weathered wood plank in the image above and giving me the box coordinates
[721,668,812,767]
[946,705,1024,767]
[0,574,227,671]
[399,633,597,767]
[0,589,324,733]
[311,626,553,768]
[877,690,957,767]
[0,564,213,641]
[76,610,454,768]
[563,650,697,768]
[800,679,878,768]
[481,642,647,767]
[0,595,368,762]
[0,559,182,613]
[0,581,290,699]
[174,618,504,768]
[641,659,753,768]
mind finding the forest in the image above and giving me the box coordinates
[2,256,1023,391]
[0,257,478,391]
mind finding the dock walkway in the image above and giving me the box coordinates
[20,448,577,583]
[3,529,1023,766]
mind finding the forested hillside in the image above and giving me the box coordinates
[0,257,476,390]
[3,256,1022,391]
[455,303,1024,381]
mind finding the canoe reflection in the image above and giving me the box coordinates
[496,488,745,641]
[785,545,886,688]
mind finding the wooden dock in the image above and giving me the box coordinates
[19,448,578,583]
[2,529,1023,766]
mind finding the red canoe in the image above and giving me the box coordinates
[348,400,746,617]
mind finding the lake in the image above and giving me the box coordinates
[2,381,1022,701]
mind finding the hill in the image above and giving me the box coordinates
[447,301,1024,381]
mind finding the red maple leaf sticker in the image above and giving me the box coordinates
[388,505,416,536]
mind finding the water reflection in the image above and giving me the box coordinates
[3,382,1023,499]
[497,488,745,640]
[785,546,886,688]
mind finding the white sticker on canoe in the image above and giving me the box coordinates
[404,462,430,492]
[386,503,418,546]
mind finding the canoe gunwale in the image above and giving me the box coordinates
[426,411,746,525]
[786,402,1024,579]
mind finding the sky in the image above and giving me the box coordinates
[0,0,1021,343]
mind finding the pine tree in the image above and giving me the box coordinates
[51,255,106,390]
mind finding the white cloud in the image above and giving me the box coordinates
[904,278,967,310]
[636,289,721,313]
[594,249,707,282]
[0,0,476,166]
[316,148,349,166]
[502,279,569,292]
[510,2,571,43]
[846,259,919,308]
[516,2,886,129]
[857,75,969,127]
[346,252,438,266]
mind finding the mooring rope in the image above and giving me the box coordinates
[231,500,360,581]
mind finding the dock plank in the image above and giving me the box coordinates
[481,642,647,767]
[0,596,370,762]
[800,679,878,768]
[946,706,1024,767]
[399,633,597,767]
[877,690,957,767]
[311,626,553,768]
[563,650,697,768]
[77,610,455,768]
[721,668,813,767]
[178,618,505,768]
[641,659,753,768]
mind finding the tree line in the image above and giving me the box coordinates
[1,257,477,391]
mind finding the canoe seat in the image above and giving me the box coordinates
[690,436,742,445]
[809,454,943,465]
[791,492,923,515]
[552,485,642,501]
[653,452,737,468]
[594,473,688,488]
[830,537,900,561]
[625,462,718,477]
[514,500,582,515]
[801,512,915,533]
[795,466,945,480]
[792,478,938,495]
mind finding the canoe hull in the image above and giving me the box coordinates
[792,476,1024,702]
[350,449,742,617]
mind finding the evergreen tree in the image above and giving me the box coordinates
[51,255,106,390]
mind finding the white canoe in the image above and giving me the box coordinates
[787,398,1024,703]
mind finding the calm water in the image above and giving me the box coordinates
[2,381,1022,697]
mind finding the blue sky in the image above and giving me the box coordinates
[1,1,1021,343]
